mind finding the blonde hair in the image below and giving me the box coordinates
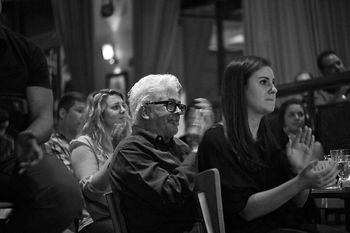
[81,89,124,154]
[128,74,182,124]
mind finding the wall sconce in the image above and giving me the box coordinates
[102,44,118,64]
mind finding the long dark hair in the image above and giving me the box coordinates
[222,56,280,166]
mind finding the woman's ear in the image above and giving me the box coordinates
[140,106,150,120]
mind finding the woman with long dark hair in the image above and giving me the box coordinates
[278,98,324,161]
[198,56,340,233]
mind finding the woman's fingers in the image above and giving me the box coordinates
[293,128,302,145]
[308,135,315,149]
[307,161,339,188]
[317,162,339,187]
[291,127,314,151]
[299,126,308,143]
[299,126,311,143]
[321,179,337,189]
[305,127,312,146]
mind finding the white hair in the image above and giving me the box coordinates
[128,74,182,124]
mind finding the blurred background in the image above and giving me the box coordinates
[1,0,349,106]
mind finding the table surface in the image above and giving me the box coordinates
[311,188,350,198]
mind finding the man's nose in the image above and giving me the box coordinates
[173,106,183,115]
[120,105,126,113]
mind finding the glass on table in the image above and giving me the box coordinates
[338,149,350,188]
[330,149,350,189]
[322,151,340,189]
[330,149,342,161]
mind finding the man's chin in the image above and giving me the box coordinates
[172,127,178,135]
[167,121,179,130]
[170,127,178,138]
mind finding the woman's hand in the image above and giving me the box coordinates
[187,98,214,137]
[286,126,314,174]
[193,98,214,133]
[111,114,132,149]
[297,160,339,189]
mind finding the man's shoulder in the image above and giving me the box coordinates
[44,134,71,160]
[45,133,69,151]
[0,26,39,50]
[117,133,151,150]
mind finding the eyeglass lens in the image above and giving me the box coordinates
[167,101,186,113]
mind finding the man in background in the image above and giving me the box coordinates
[0,0,82,231]
[45,92,86,171]
[315,50,349,105]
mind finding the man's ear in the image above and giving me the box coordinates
[140,106,150,120]
[58,108,67,120]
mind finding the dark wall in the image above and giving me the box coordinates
[188,49,242,104]
[1,0,54,37]
[315,101,350,154]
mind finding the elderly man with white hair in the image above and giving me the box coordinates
[110,74,203,233]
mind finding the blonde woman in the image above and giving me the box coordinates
[70,89,130,233]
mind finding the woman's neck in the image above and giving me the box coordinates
[248,114,263,140]
[103,128,113,152]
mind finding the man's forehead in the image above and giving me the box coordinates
[73,101,86,107]
[155,90,180,101]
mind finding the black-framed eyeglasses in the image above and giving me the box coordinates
[145,99,187,114]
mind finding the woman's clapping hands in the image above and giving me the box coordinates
[286,126,314,174]
[297,160,339,189]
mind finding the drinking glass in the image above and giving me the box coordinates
[327,149,342,189]
[330,149,341,161]
[337,149,350,187]
[330,149,350,188]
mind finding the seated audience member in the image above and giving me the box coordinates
[180,98,214,151]
[70,89,130,233]
[278,98,324,161]
[315,50,348,105]
[0,6,83,231]
[277,98,326,223]
[110,74,203,233]
[45,92,86,171]
[198,56,342,233]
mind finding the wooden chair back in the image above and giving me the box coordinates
[195,168,226,233]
